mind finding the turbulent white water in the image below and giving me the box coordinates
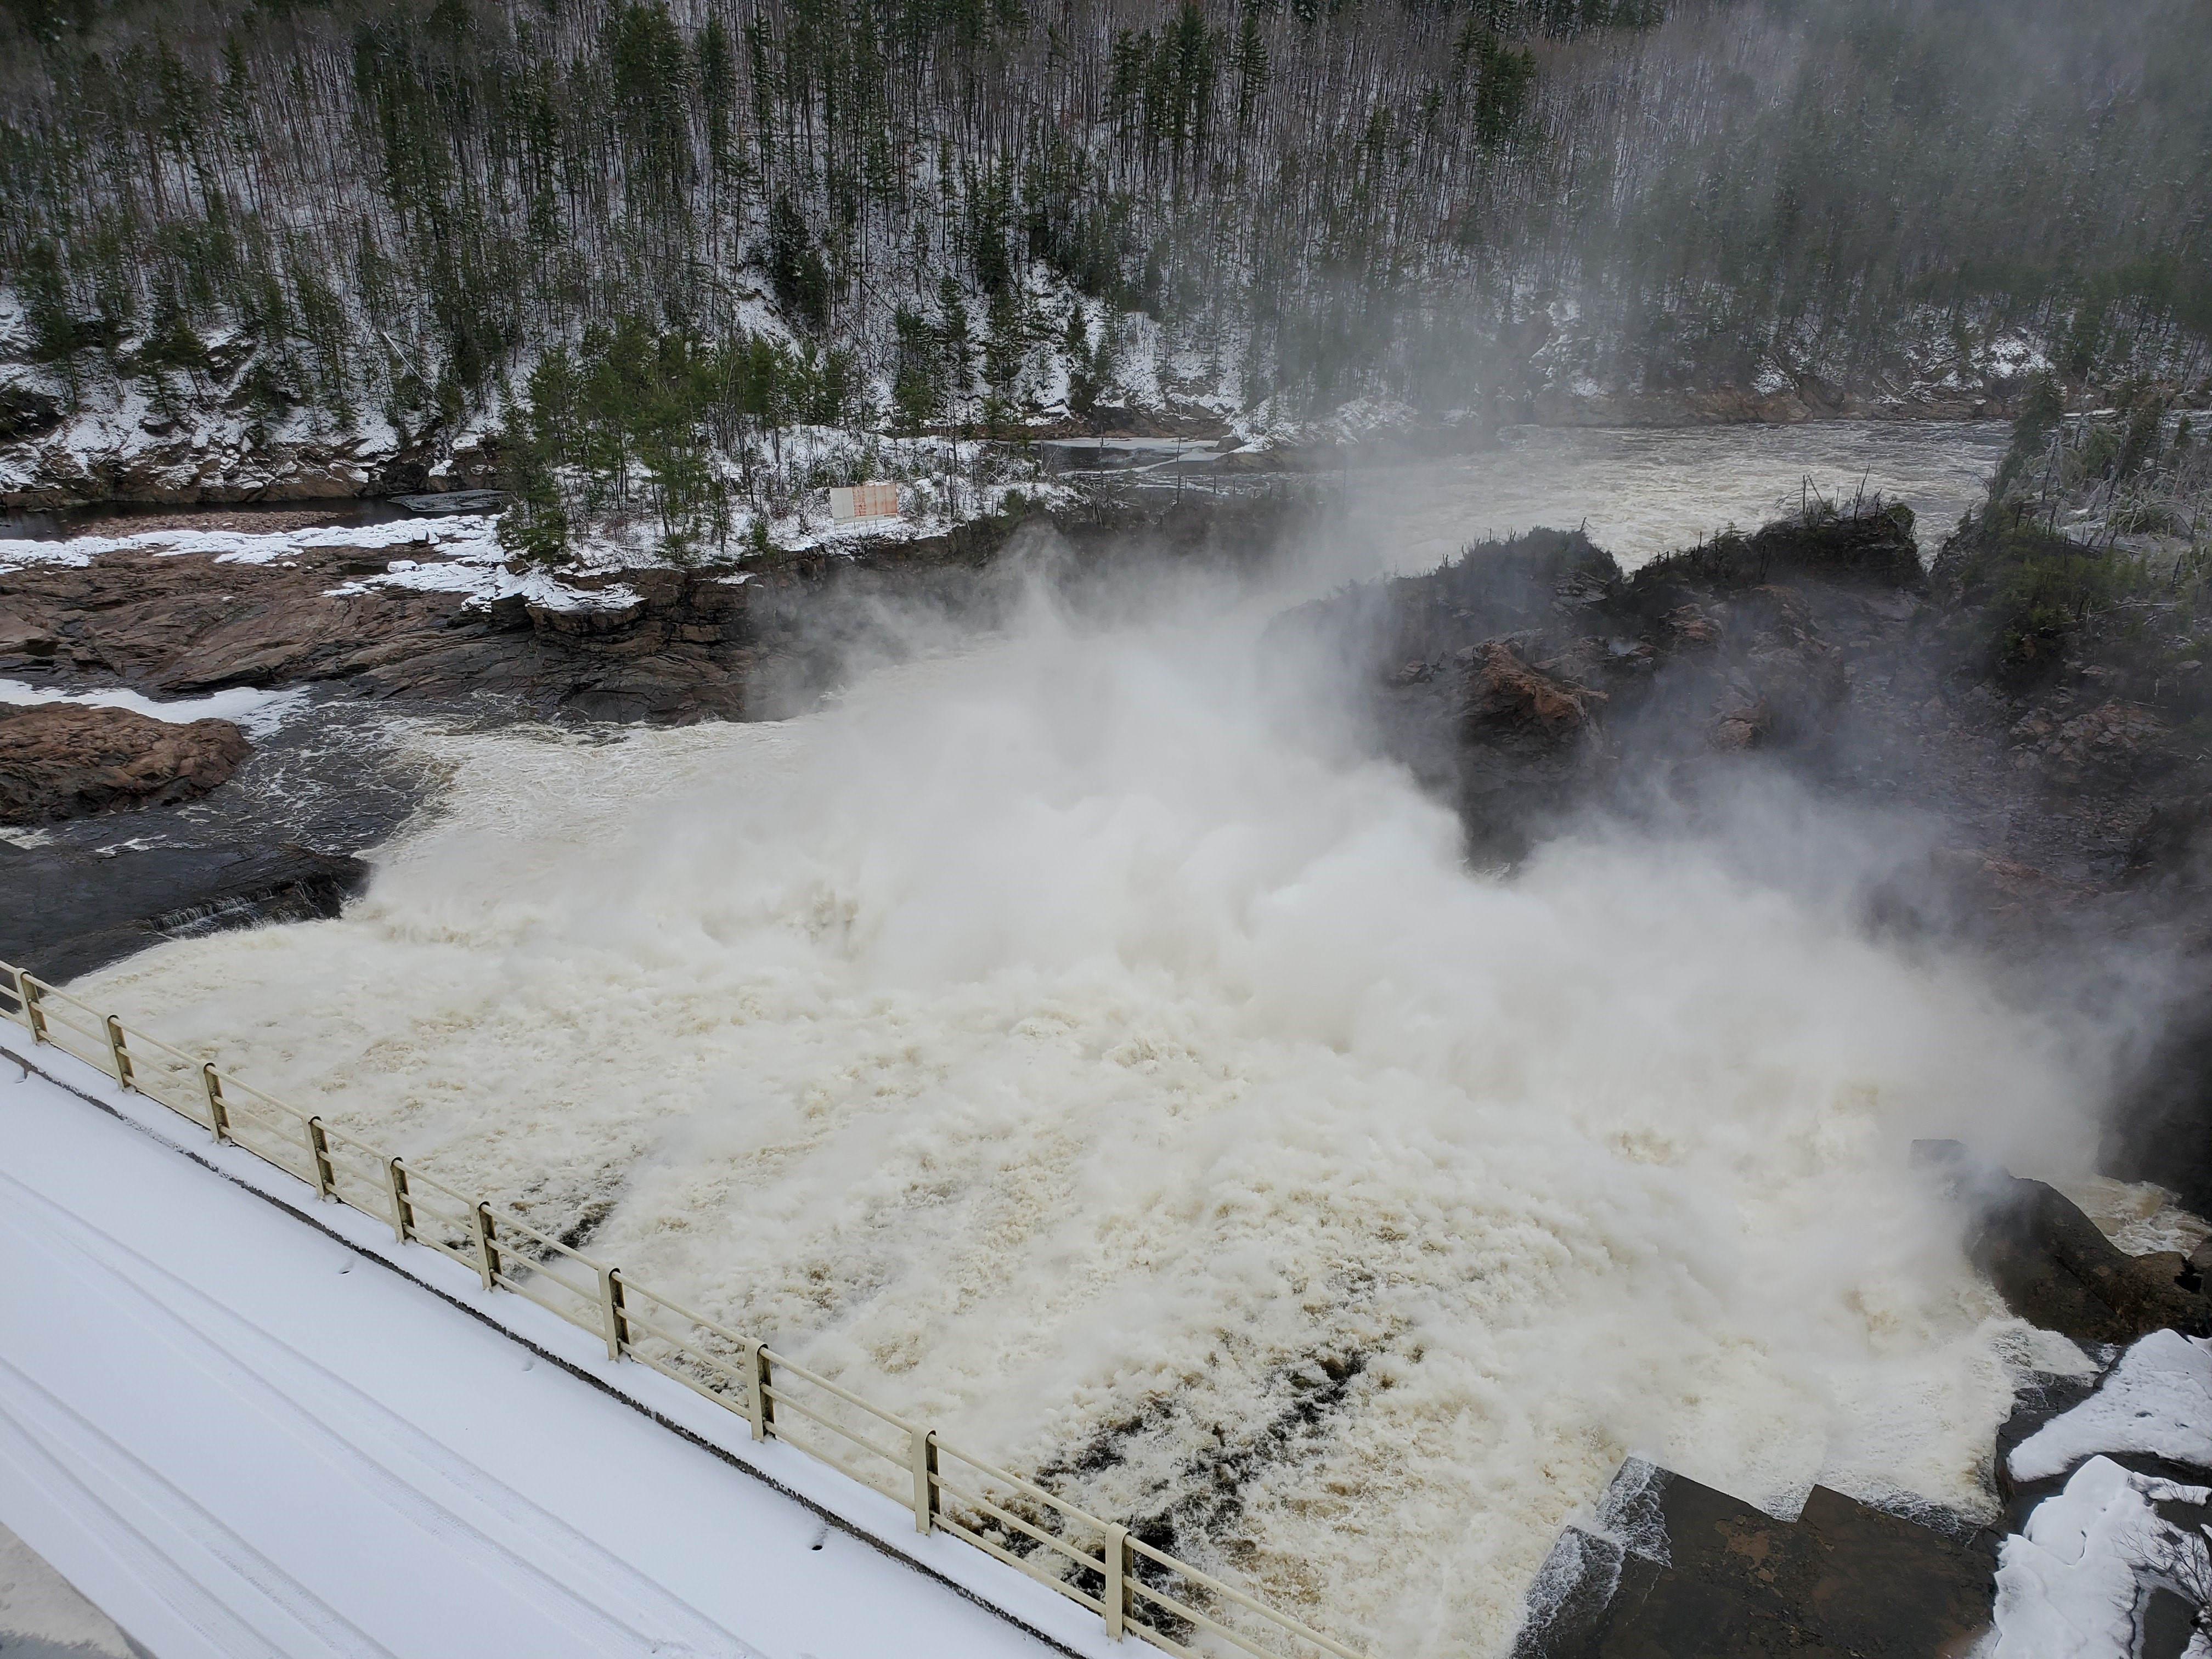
[1344,420,2011,575]
[84,427,2104,1656]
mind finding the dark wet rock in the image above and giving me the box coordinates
[0,838,369,983]
[1915,1139,2212,1345]
[1726,585,1847,739]
[0,702,249,822]
[2025,699,2181,786]
[2143,1585,2202,1659]
[1441,641,1612,851]
[1633,500,1922,589]
[1312,517,1887,855]
[2128,795,2212,885]
[1516,1462,1994,1658]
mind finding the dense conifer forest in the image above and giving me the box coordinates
[2,0,2209,544]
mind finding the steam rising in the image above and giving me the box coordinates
[91,539,2108,1654]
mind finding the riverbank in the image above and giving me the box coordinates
[0,490,1306,980]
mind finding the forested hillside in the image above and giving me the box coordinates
[2,0,2209,535]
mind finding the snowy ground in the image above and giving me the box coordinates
[0,1039,1119,1659]
[0,678,308,736]
[0,512,651,616]
[1990,1333,2212,1656]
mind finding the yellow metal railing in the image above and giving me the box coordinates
[0,957,1361,1659]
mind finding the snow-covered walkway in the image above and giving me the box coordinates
[0,1046,1082,1659]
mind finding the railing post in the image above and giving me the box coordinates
[200,1063,230,1142]
[385,1157,414,1244]
[21,976,48,1044]
[910,1425,939,1536]
[306,1116,336,1198]
[598,1265,629,1362]
[746,1341,774,1442]
[1102,1523,1129,1640]
[471,1202,500,1291]
[103,1015,135,1091]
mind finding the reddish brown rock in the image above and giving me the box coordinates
[1707,690,1772,752]
[1460,640,1605,749]
[0,702,250,823]
[1662,603,1722,650]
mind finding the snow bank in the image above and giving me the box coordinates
[0,513,640,614]
[2011,1332,2212,1484]
[1988,1457,2212,1658]
[0,679,307,738]
[320,545,641,614]
[0,514,489,572]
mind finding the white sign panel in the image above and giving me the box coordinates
[828,482,900,522]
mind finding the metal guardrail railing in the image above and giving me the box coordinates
[0,957,1362,1659]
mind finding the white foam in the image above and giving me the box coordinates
[0,679,307,737]
[81,569,2111,1655]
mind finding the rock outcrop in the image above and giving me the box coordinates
[0,702,249,822]
[0,392,504,509]
[0,839,371,983]
[1307,511,1909,855]
[1914,1139,2212,1345]
[0,543,796,724]
[1516,1462,1997,1658]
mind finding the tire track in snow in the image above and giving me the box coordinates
[0,1164,760,1659]
[0,1356,385,1659]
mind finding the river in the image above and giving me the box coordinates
[70,419,2083,1658]
[1344,420,2011,574]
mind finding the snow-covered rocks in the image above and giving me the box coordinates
[2011,1331,2212,1485]
[1989,1457,2212,1658]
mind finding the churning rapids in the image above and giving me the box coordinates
[82,421,2103,1656]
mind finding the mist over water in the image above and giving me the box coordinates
[87,430,2110,1655]
[1345,421,2012,576]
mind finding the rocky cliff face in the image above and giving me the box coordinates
[1290,507,1936,859]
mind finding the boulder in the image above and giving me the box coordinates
[1915,1140,2212,1344]
[1515,1462,1995,1658]
[0,702,249,823]
[2035,699,2177,785]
